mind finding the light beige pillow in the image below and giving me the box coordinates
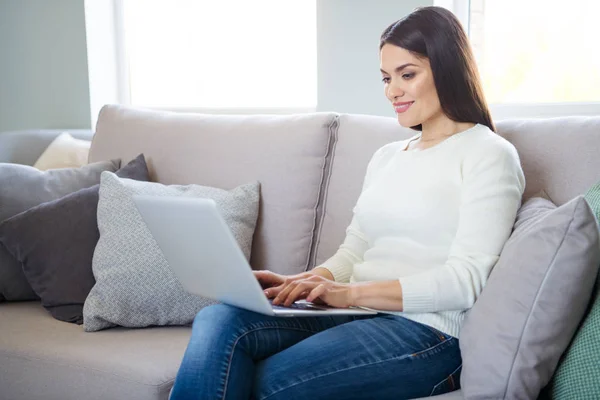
[33,132,92,170]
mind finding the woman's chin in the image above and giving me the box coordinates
[396,114,414,128]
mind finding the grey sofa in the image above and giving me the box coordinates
[0,129,93,166]
[1,105,599,400]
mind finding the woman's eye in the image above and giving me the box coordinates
[381,77,391,83]
[402,73,415,80]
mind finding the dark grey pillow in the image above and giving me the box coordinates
[0,159,120,301]
[0,155,149,324]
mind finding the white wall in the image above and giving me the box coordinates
[0,0,92,132]
[0,0,432,132]
[317,0,432,116]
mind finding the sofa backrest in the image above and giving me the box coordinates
[313,114,600,266]
[90,106,600,274]
[89,105,337,275]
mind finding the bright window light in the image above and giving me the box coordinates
[469,0,600,104]
[122,0,317,109]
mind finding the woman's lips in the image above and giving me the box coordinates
[393,101,414,114]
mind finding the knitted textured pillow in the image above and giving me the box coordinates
[83,172,260,332]
[547,181,600,399]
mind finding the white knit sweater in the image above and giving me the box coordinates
[320,124,525,338]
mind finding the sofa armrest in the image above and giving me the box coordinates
[0,129,94,166]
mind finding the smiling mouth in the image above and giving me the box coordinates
[393,102,414,114]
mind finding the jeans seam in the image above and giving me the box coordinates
[429,363,462,396]
[260,337,456,400]
[221,326,321,400]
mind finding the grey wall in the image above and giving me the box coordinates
[317,0,432,116]
[0,0,91,132]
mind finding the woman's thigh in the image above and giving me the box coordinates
[173,304,363,400]
[252,314,462,400]
[184,304,360,360]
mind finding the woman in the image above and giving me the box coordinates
[171,6,525,400]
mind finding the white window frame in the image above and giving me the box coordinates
[434,0,600,120]
[84,0,316,128]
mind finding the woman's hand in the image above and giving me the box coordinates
[253,270,316,298]
[253,268,335,299]
[272,274,355,308]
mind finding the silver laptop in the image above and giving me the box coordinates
[132,195,377,317]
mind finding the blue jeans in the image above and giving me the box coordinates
[171,304,461,400]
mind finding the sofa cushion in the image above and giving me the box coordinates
[0,301,463,400]
[496,117,600,206]
[0,155,149,324]
[0,129,94,165]
[0,159,120,302]
[89,105,337,275]
[83,172,259,332]
[459,195,600,399]
[0,302,188,400]
[33,132,92,170]
[547,181,600,398]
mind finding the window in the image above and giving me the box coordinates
[119,0,317,111]
[437,0,600,117]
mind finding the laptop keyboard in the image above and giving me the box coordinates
[270,300,330,311]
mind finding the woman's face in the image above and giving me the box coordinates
[379,44,442,128]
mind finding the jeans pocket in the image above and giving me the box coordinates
[422,324,451,341]
[430,364,461,396]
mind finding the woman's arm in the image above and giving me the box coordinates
[312,145,388,283]
[313,217,369,282]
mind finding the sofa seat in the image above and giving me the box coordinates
[2,303,464,400]
[1,302,464,400]
[0,302,190,400]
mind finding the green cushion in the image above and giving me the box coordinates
[548,182,600,399]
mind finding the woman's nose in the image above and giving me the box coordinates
[387,83,404,100]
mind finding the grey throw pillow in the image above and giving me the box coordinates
[460,196,600,399]
[82,172,260,332]
[0,155,149,324]
[0,159,120,301]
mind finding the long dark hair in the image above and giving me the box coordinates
[380,6,495,132]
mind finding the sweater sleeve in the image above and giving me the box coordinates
[318,216,369,283]
[398,141,526,313]
[316,145,388,283]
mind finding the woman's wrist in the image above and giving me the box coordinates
[348,281,404,311]
[349,283,364,307]
[311,267,334,281]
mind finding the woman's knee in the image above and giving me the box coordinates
[192,303,257,332]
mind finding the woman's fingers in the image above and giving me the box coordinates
[274,280,309,305]
[306,284,327,303]
[271,275,328,304]
[273,281,295,305]
[282,282,314,307]
[254,270,284,289]
[263,283,285,299]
